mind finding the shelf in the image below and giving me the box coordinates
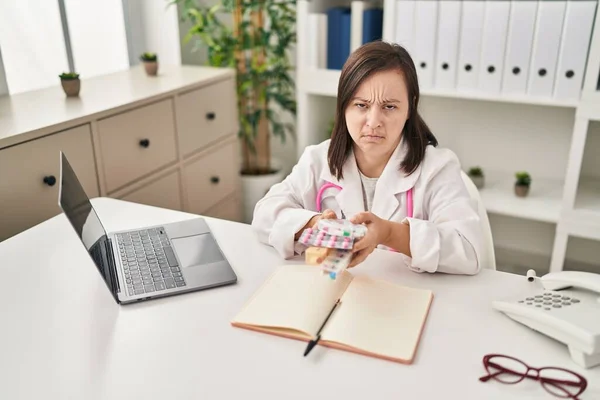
[475,172,563,224]
[574,177,600,214]
[567,177,600,238]
[298,68,580,108]
[577,94,600,121]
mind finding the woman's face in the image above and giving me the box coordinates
[345,69,410,158]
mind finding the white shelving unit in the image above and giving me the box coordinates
[295,0,600,274]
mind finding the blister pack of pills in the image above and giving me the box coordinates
[317,219,367,239]
[298,228,354,250]
[321,249,353,279]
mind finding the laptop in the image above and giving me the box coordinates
[57,151,237,304]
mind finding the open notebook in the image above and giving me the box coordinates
[231,264,434,364]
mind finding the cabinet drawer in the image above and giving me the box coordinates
[120,170,182,211]
[184,141,240,215]
[204,194,242,222]
[0,125,98,241]
[176,78,237,158]
[98,99,178,193]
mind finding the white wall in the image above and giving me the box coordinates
[125,0,182,67]
[0,48,8,96]
[0,1,69,94]
[127,0,181,67]
[64,0,130,79]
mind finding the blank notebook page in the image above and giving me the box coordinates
[321,274,433,361]
[232,265,353,336]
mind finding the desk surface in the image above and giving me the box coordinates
[1,198,598,400]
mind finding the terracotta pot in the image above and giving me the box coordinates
[515,184,530,197]
[469,175,484,189]
[143,61,158,76]
[61,79,80,97]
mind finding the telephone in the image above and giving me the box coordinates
[492,270,600,369]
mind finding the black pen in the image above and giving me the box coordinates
[304,298,342,357]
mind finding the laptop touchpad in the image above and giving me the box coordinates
[170,234,225,268]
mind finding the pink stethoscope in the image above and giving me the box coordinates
[316,182,414,218]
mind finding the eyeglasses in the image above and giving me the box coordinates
[479,354,588,399]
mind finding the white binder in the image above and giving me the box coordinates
[456,0,485,91]
[478,0,511,94]
[307,13,328,69]
[501,0,538,95]
[434,0,462,89]
[553,0,597,100]
[395,0,416,56]
[527,0,567,97]
[414,0,438,89]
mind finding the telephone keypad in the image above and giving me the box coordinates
[518,291,580,311]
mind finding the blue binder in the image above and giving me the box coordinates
[327,7,352,70]
[362,8,383,44]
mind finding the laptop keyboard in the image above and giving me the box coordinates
[116,227,186,296]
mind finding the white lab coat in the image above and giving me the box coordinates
[251,139,483,275]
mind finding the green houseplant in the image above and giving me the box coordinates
[140,52,159,76]
[59,72,80,97]
[173,0,296,221]
[515,171,531,197]
[467,166,484,189]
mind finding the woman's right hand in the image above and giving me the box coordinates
[294,209,338,240]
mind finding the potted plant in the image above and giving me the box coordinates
[140,52,158,76]
[515,171,531,197]
[59,72,80,97]
[175,0,296,223]
[467,166,484,189]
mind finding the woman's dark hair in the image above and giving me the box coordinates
[327,41,438,180]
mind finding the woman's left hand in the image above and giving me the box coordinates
[347,212,391,268]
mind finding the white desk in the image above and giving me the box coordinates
[1,198,598,400]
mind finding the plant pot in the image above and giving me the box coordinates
[143,61,158,76]
[241,163,286,224]
[515,184,530,197]
[61,79,80,97]
[469,175,484,189]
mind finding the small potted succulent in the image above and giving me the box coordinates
[59,72,80,97]
[515,171,531,197]
[467,166,484,189]
[140,52,158,76]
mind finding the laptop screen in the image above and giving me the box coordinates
[58,152,117,297]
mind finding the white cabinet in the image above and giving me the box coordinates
[0,124,98,241]
[0,65,242,242]
[183,140,240,215]
[97,98,178,193]
[120,169,182,212]
[176,78,237,158]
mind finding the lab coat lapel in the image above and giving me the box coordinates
[371,140,421,221]
[319,150,365,219]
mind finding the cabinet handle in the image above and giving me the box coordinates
[210,176,220,184]
[139,139,150,148]
[442,63,449,70]
[43,175,57,187]
[206,112,216,120]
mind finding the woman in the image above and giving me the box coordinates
[251,41,483,275]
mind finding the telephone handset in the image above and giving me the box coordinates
[492,271,600,369]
